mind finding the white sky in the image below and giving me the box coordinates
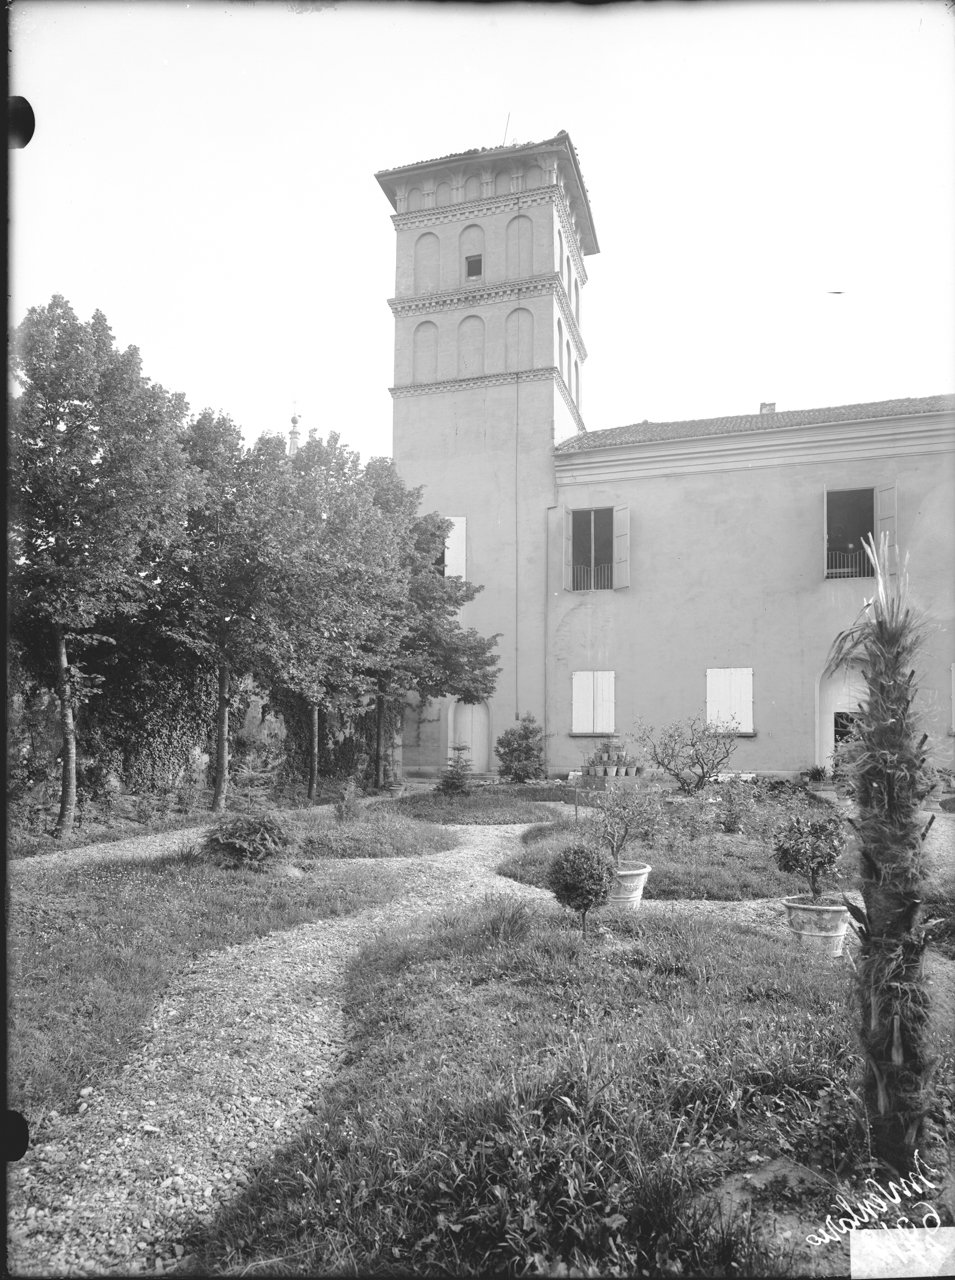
[10,0,955,461]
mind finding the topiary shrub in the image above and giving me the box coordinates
[547,841,615,934]
[201,813,291,872]
[495,712,546,783]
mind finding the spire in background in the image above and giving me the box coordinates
[288,412,300,456]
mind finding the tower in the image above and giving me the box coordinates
[375,132,599,773]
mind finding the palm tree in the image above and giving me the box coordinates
[825,532,937,1170]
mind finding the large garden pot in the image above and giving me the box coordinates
[782,896,850,957]
[610,862,651,910]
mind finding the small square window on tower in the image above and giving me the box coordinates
[465,254,483,279]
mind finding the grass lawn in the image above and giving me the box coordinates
[498,812,859,901]
[8,839,408,1126]
[282,805,459,860]
[177,895,951,1277]
[392,790,561,825]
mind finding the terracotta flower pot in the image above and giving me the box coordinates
[609,862,651,910]
[782,896,850,957]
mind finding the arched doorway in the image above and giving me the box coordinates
[450,700,490,773]
[817,664,867,770]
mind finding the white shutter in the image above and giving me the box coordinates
[706,669,731,726]
[572,671,594,733]
[951,663,955,734]
[612,505,630,590]
[707,668,753,733]
[593,671,615,733]
[562,506,573,591]
[730,667,753,733]
[876,481,898,577]
[445,517,467,579]
[822,485,829,580]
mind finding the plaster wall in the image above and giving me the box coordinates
[547,437,955,776]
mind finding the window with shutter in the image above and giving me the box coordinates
[562,506,629,591]
[572,671,615,733]
[706,667,753,734]
[825,487,876,579]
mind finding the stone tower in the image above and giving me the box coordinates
[375,132,599,774]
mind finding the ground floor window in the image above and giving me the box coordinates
[706,667,754,734]
[833,710,859,745]
[572,670,615,733]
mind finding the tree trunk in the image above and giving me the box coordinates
[52,625,77,838]
[375,684,386,790]
[307,702,319,802]
[211,660,230,813]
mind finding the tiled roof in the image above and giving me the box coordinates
[555,394,955,454]
[375,132,571,178]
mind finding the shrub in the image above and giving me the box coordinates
[435,744,473,797]
[636,714,738,794]
[547,841,615,933]
[592,785,664,863]
[495,712,546,783]
[772,799,848,899]
[713,778,757,834]
[335,777,363,823]
[201,813,291,872]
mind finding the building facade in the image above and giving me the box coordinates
[376,133,955,780]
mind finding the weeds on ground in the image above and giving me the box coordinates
[394,790,558,825]
[295,806,458,860]
[182,898,869,1277]
[8,846,405,1124]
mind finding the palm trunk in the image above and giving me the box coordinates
[211,660,230,813]
[52,624,77,838]
[307,702,319,802]
[826,534,934,1171]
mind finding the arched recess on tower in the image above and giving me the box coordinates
[505,215,534,278]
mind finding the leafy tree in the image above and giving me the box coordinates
[278,438,408,799]
[9,297,197,835]
[825,533,938,1170]
[169,415,309,812]
[363,459,500,787]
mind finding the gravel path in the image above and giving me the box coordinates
[7,815,950,1277]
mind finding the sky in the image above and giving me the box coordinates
[10,0,955,462]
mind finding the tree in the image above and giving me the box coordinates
[636,713,738,793]
[278,437,409,798]
[9,297,196,835]
[363,459,500,787]
[172,415,309,812]
[825,532,938,1170]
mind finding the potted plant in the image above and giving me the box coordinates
[592,787,655,909]
[773,799,850,955]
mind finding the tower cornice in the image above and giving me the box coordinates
[392,187,590,286]
[390,366,587,435]
[388,273,588,361]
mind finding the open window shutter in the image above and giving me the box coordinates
[594,671,615,733]
[445,517,467,578]
[731,667,754,733]
[612,505,630,590]
[572,671,594,733]
[706,669,731,727]
[876,481,898,578]
[822,485,829,580]
[562,506,573,591]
